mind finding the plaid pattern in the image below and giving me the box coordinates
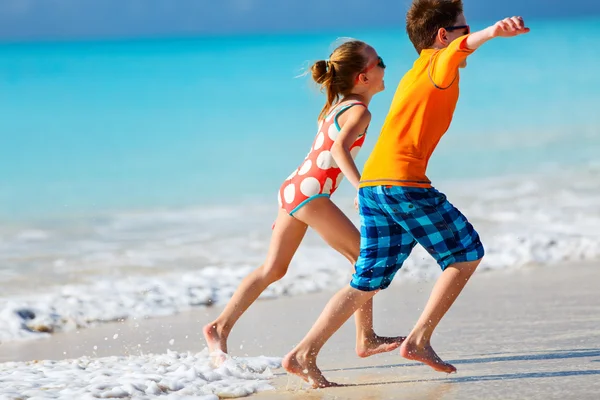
[351,185,484,291]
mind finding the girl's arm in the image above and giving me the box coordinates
[331,106,371,190]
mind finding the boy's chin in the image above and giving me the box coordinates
[459,60,467,68]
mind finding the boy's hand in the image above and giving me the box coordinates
[490,16,530,38]
[466,16,529,50]
[354,195,359,211]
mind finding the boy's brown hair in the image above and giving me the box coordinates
[406,0,464,53]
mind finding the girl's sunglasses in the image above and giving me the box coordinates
[356,56,386,83]
[445,25,470,35]
[363,56,386,73]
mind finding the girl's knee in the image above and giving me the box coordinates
[350,249,360,264]
[261,262,289,282]
[342,245,360,265]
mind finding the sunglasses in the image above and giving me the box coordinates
[356,56,386,83]
[363,56,386,73]
[445,24,470,35]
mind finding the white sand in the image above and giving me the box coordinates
[1,262,600,399]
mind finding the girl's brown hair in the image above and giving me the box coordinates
[310,40,369,121]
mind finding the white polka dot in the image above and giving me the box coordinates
[298,160,312,175]
[350,146,361,159]
[300,177,321,197]
[328,123,340,141]
[313,132,325,150]
[316,151,336,170]
[322,178,334,194]
[277,191,283,207]
[318,119,324,131]
[283,184,296,204]
[286,169,298,181]
[335,173,344,189]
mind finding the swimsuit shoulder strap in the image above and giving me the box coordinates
[334,100,367,114]
[331,100,368,132]
[322,100,367,120]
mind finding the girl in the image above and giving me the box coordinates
[203,39,402,359]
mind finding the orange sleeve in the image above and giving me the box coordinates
[429,35,474,89]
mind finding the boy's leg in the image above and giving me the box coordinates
[393,188,485,373]
[203,209,307,355]
[400,259,480,373]
[294,197,404,358]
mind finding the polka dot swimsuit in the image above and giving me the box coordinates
[278,100,367,216]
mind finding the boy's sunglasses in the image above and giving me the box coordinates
[445,24,470,35]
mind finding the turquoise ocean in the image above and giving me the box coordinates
[0,17,599,341]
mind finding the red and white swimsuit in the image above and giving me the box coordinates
[278,100,367,215]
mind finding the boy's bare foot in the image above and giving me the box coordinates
[203,322,228,354]
[400,339,456,374]
[282,351,340,389]
[356,334,406,358]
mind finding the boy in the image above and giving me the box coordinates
[282,0,530,388]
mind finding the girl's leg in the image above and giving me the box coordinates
[283,285,376,388]
[354,295,404,357]
[203,209,308,354]
[294,197,404,358]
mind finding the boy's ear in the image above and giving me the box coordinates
[436,28,449,46]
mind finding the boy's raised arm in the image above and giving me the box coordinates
[466,16,530,50]
[431,16,529,87]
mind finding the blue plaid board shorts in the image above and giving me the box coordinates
[351,185,484,292]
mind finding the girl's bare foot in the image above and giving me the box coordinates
[356,334,406,358]
[282,351,340,389]
[400,339,456,374]
[203,322,228,354]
